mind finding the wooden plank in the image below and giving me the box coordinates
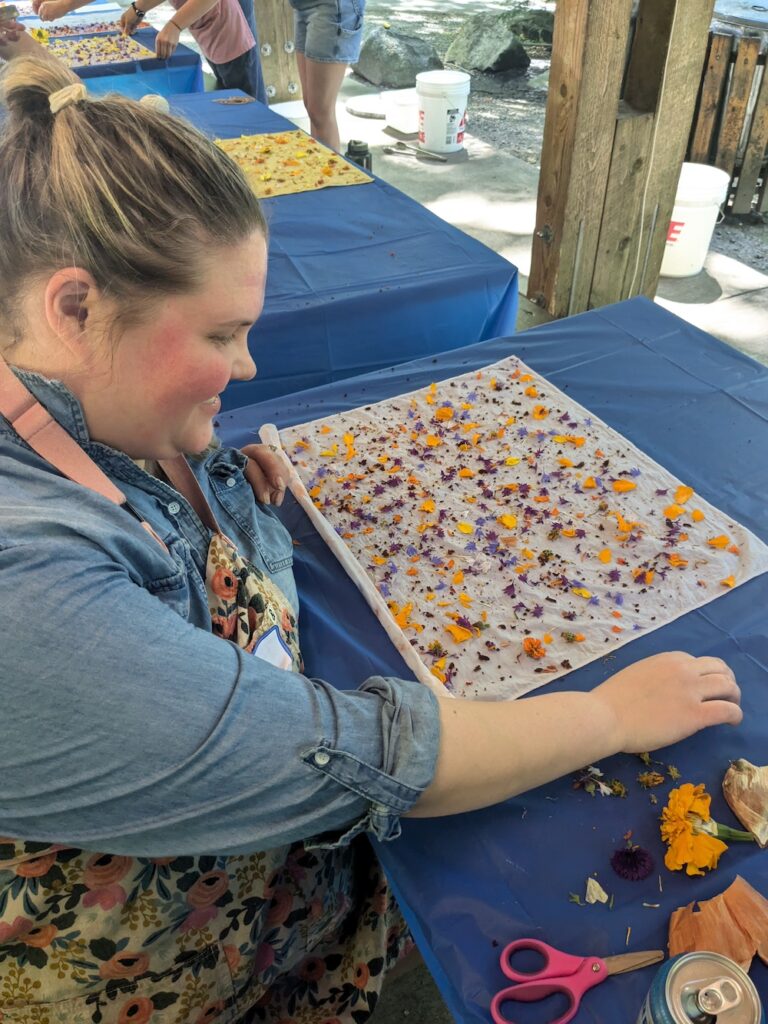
[689,33,733,163]
[715,36,761,179]
[254,0,302,104]
[622,0,716,298]
[732,63,768,214]
[527,0,634,317]
[590,106,654,308]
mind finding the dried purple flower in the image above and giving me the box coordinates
[610,839,654,881]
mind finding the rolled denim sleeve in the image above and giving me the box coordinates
[0,533,441,857]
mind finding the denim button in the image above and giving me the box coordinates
[314,751,330,767]
[226,477,237,488]
[167,501,181,515]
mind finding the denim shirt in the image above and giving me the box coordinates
[0,371,440,855]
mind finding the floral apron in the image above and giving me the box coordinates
[0,363,412,1024]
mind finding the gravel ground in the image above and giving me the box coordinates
[359,0,766,273]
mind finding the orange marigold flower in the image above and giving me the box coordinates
[522,637,546,659]
[659,783,751,876]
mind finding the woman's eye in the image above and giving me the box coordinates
[208,334,235,346]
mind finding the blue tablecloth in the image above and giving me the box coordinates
[169,91,519,409]
[70,28,203,98]
[217,297,768,1022]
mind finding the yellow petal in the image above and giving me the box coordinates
[456,522,474,535]
[613,480,636,493]
[721,575,736,588]
[498,514,518,530]
[598,548,612,564]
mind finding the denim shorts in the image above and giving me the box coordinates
[289,0,365,65]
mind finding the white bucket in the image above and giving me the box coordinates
[416,69,470,154]
[660,162,731,278]
[384,88,419,135]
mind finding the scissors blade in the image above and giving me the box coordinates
[604,950,664,976]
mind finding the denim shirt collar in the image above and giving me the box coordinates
[10,368,92,446]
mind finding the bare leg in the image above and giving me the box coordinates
[296,55,348,151]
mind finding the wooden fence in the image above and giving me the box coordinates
[688,31,768,215]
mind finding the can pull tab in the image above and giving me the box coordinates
[695,977,743,1016]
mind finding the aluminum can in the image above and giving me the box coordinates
[637,952,764,1023]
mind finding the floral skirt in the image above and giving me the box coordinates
[0,836,412,1024]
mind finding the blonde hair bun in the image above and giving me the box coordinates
[139,93,170,114]
[0,54,80,121]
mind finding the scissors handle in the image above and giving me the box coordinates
[490,961,606,1024]
[499,939,586,983]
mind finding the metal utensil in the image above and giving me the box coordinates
[382,142,447,163]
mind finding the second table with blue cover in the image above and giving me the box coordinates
[68,27,203,99]
[169,91,520,409]
[216,297,768,1023]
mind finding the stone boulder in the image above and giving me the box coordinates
[446,5,554,73]
[355,27,443,89]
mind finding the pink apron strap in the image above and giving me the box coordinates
[158,455,222,535]
[0,356,167,552]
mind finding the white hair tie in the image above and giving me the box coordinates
[139,93,170,114]
[49,82,87,116]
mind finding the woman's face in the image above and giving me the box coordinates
[81,231,268,460]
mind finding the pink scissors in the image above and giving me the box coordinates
[490,939,664,1024]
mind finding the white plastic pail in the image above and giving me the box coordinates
[416,70,470,153]
[660,162,731,277]
[384,88,419,135]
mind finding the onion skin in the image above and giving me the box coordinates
[723,759,768,849]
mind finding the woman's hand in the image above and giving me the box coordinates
[593,651,742,754]
[154,19,180,58]
[241,444,288,506]
[119,7,141,34]
[37,0,71,20]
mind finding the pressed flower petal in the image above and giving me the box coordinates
[675,485,694,504]
[613,480,636,493]
[708,535,731,549]
[456,522,474,535]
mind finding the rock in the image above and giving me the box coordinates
[355,26,443,88]
[446,4,555,74]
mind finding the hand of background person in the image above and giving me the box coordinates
[0,18,24,43]
[119,7,141,35]
[241,444,288,506]
[37,0,71,20]
[594,651,742,754]
[154,19,179,58]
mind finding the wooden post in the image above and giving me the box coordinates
[527,0,633,316]
[528,0,715,316]
[254,0,302,104]
[621,0,715,299]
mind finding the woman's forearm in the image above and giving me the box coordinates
[409,651,742,818]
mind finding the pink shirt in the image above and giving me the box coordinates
[169,0,254,64]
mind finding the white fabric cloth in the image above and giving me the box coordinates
[279,356,768,700]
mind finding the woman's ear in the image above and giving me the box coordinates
[43,268,102,358]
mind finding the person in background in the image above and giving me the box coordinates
[288,0,365,151]
[31,0,266,101]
